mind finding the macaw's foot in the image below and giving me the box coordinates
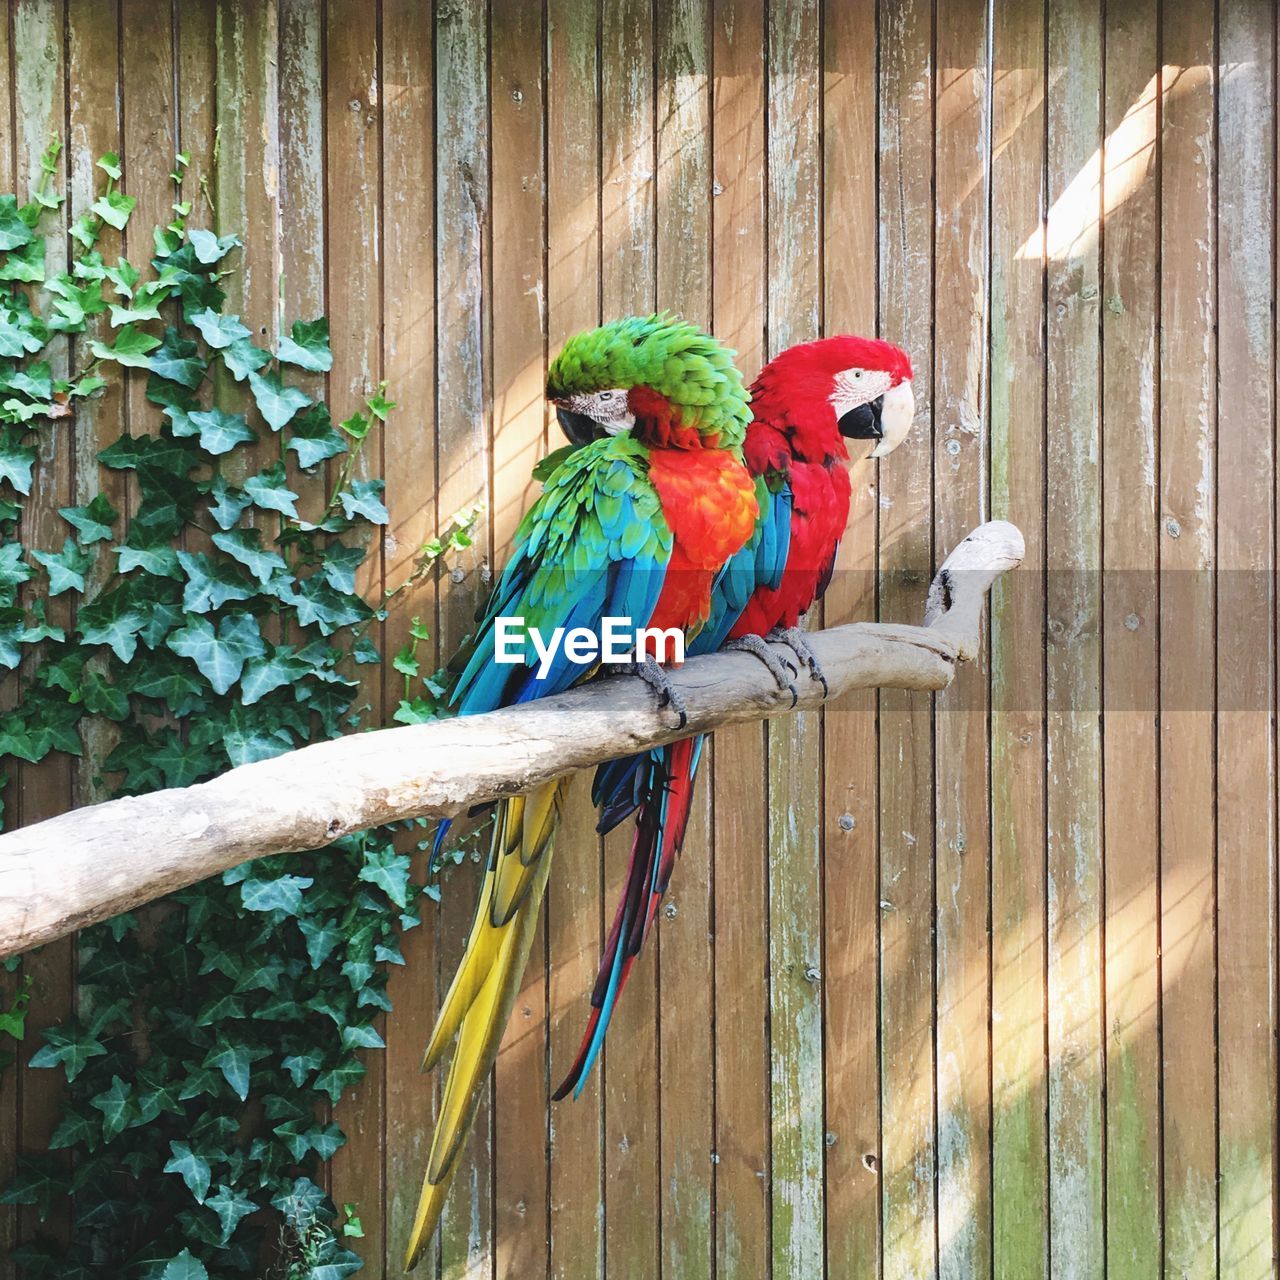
[768,626,829,697]
[629,658,689,730]
[725,634,799,707]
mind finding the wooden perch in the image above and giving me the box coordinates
[0,520,1024,958]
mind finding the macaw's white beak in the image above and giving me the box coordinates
[868,378,915,459]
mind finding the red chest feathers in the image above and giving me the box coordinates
[646,448,759,634]
[731,459,852,637]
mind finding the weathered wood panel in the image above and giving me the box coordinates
[2,3,1278,1277]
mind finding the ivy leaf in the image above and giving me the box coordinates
[278,317,334,372]
[358,846,412,909]
[31,538,92,595]
[115,536,183,579]
[90,322,159,369]
[0,541,33,598]
[240,874,313,915]
[338,478,389,525]
[223,711,293,765]
[28,1023,107,1082]
[89,1074,135,1141]
[321,543,366,595]
[287,403,347,469]
[108,297,163,326]
[91,189,136,230]
[239,649,306,706]
[280,575,372,635]
[221,337,271,382]
[281,1046,325,1087]
[189,307,251,351]
[367,385,397,421]
[176,551,255,613]
[206,474,253,530]
[0,238,45,283]
[248,369,311,431]
[59,493,118,543]
[243,463,301,517]
[161,1249,209,1280]
[104,256,139,297]
[0,195,34,250]
[187,228,241,265]
[167,612,265,695]
[76,588,147,660]
[0,1157,69,1220]
[204,1183,257,1244]
[0,432,36,494]
[312,1057,366,1105]
[273,1119,346,1162]
[341,1023,386,1051]
[149,327,207,388]
[184,407,256,456]
[48,1109,100,1152]
[297,917,345,969]
[202,1038,267,1102]
[211,528,287,585]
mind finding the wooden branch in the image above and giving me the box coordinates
[0,520,1023,957]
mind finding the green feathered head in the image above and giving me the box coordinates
[546,312,750,450]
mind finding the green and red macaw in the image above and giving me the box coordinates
[554,335,916,1097]
[404,314,759,1269]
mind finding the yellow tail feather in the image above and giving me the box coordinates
[404,778,569,1271]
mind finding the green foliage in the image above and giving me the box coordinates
[0,148,475,1278]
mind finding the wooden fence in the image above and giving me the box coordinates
[1,0,1277,1276]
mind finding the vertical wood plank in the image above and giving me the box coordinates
[820,0,881,1274]
[490,1,549,1275]
[709,0,771,1274]
[764,2,824,1275]
[932,0,991,1272]
[120,0,175,458]
[877,0,937,1269]
[13,0,71,1255]
[0,14,20,1256]
[379,0,439,1272]
[1100,3,1162,1272]
[652,3,714,1276]
[278,0,328,527]
[544,2,604,1277]
[1215,6,1278,1273]
[176,0,217,236]
[1044,1,1104,1275]
[434,0,493,1270]
[67,0,124,802]
[599,0,659,1272]
[212,0,279,509]
[324,2,388,1270]
[988,0,1048,1272]
[1158,3,1218,1272]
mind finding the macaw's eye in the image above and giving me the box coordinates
[599,391,614,402]
[853,370,864,380]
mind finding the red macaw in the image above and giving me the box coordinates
[555,335,915,1097]
[405,314,759,1268]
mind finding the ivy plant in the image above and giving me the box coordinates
[0,144,473,1278]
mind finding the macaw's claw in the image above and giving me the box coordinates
[768,625,829,697]
[630,658,689,730]
[725,634,799,707]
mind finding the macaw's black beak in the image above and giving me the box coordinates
[838,393,885,441]
[556,406,602,446]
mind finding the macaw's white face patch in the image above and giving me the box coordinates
[829,366,893,418]
[567,388,636,436]
[829,368,915,459]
